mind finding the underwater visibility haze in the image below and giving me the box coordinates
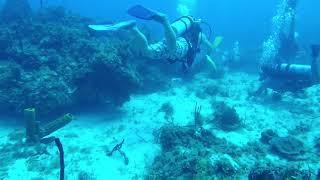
[0,0,320,179]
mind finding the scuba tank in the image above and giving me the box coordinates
[260,63,313,92]
[169,16,212,72]
[168,15,200,71]
[261,63,312,80]
[278,64,311,77]
[171,16,194,36]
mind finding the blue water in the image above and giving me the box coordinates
[1,0,320,179]
[26,0,320,48]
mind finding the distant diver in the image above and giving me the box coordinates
[253,0,318,95]
[255,45,320,94]
[88,5,222,73]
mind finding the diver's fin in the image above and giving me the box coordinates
[206,55,217,72]
[88,20,136,31]
[311,44,320,59]
[127,5,158,20]
[212,36,224,50]
[88,25,115,31]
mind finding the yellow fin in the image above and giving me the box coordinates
[212,36,224,50]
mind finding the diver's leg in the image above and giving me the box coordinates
[199,32,214,55]
[130,26,150,55]
[102,20,151,56]
[198,33,217,72]
[89,20,137,31]
[129,13,177,57]
[152,13,177,53]
[89,20,153,57]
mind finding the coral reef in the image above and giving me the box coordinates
[158,102,174,123]
[212,102,242,131]
[314,136,320,154]
[148,148,214,179]
[148,113,317,179]
[260,129,279,144]
[210,154,240,176]
[78,171,96,180]
[261,129,308,160]
[269,136,307,160]
[249,165,312,180]
[0,130,56,178]
[1,0,32,23]
[148,125,241,178]
[0,108,72,178]
[0,6,141,115]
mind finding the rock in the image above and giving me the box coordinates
[158,102,174,122]
[260,129,278,144]
[147,148,214,179]
[269,136,306,160]
[0,7,141,116]
[149,124,242,178]
[0,61,21,87]
[213,102,242,131]
[158,125,195,152]
[78,171,96,180]
[1,0,32,22]
[314,136,320,153]
[249,166,312,180]
[210,154,239,176]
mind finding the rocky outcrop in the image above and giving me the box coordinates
[0,7,141,115]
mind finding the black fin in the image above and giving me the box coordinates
[127,5,157,20]
[311,44,320,59]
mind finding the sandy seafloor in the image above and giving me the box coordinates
[1,71,320,179]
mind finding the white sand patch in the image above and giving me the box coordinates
[1,72,320,178]
[7,159,41,179]
[0,117,23,149]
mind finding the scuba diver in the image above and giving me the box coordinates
[255,45,320,94]
[252,0,320,95]
[88,5,221,73]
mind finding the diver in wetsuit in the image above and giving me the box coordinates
[253,0,320,95]
[256,45,320,94]
[89,5,217,72]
